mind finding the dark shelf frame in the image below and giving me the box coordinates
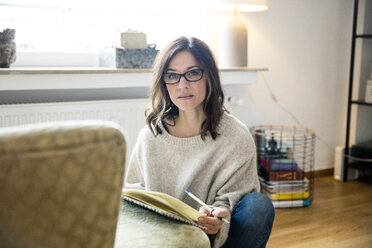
[343,0,372,181]
[356,34,372,38]
[348,161,372,172]
[351,100,372,106]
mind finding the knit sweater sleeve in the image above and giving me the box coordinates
[212,155,259,248]
[211,122,260,248]
[123,128,146,190]
[213,146,259,209]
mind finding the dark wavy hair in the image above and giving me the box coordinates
[146,36,227,140]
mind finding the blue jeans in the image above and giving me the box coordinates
[221,192,275,248]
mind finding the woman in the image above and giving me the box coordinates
[125,36,275,248]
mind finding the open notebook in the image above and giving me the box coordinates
[122,189,206,230]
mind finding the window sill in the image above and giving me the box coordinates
[0,67,267,91]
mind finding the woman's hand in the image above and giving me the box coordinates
[197,207,230,235]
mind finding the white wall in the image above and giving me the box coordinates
[208,0,354,170]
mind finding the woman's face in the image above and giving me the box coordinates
[164,50,207,114]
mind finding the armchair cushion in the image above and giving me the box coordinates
[115,201,210,248]
[0,120,126,248]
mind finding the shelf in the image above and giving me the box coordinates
[343,0,372,181]
[347,161,372,172]
[351,100,372,106]
[355,34,372,38]
[0,67,267,91]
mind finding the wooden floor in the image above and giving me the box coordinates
[266,176,372,248]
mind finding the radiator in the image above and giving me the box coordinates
[0,99,149,157]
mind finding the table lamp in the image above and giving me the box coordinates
[217,0,268,68]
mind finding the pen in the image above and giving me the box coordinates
[185,189,229,224]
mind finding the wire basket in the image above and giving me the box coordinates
[250,125,315,208]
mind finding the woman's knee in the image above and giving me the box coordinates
[235,192,275,227]
[226,193,275,248]
[250,192,275,214]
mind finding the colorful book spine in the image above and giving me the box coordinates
[265,191,309,200]
[259,158,298,171]
[271,199,311,208]
[269,159,298,171]
[265,169,303,181]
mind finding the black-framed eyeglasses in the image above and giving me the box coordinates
[163,69,204,85]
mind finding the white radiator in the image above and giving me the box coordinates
[0,99,149,157]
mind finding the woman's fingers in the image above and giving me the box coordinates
[204,226,220,235]
[200,222,222,234]
[197,216,223,234]
[197,207,230,234]
[199,206,212,215]
[211,208,230,219]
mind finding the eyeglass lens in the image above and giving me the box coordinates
[164,69,203,85]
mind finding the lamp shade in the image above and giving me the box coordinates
[217,0,268,12]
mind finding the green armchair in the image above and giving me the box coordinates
[0,120,210,248]
[0,120,126,248]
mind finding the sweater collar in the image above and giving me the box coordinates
[157,112,230,146]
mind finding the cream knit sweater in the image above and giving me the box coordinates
[124,112,260,248]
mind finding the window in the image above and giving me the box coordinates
[0,0,209,54]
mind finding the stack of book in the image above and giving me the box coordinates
[258,158,310,208]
